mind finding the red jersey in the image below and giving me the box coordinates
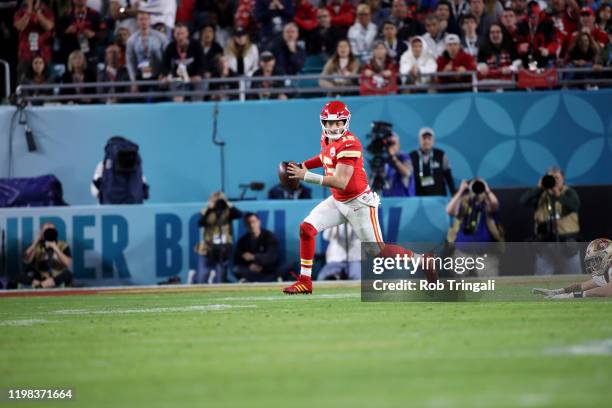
[305,131,369,202]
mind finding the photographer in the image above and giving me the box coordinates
[446,178,503,276]
[21,223,73,288]
[520,166,581,275]
[193,192,242,283]
[382,133,412,197]
[408,127,456,196]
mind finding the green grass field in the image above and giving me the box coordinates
[1,278,611,408]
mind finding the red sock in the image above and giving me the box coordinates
[299,222,317,277]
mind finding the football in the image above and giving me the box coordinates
[278,161,300,190]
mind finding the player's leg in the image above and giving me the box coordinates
[283,196,346,294]
[583,282,612,297]
[533,279,598,297]
[340,193,437,283]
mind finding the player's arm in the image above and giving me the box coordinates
[303,155,322,169]
[287,162,354,190]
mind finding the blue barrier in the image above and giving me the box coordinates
[1,90,611,206]
[0,197,449,285]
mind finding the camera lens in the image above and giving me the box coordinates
[471,180,485,195]
[43,228,58,242]
[542,174,556,189]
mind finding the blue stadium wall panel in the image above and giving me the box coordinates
[1,89,611,206]
[0,198,449,285]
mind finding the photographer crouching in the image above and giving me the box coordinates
[21,223,73,288]
[520,166,581,275]
[446,178,504,276]
[193,191,242,284]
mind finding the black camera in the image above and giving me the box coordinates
[366,121,394,191]
[43,228,58,242]
[116,150,139,172]
[214,198,229,211]
[542,174,556,190]
[470,179,486,195]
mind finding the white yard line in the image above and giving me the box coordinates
[545,338,612,356]
[52,304,256,316]
[0,319,50,326]
[212,293,360,302]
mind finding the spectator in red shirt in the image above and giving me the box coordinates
[294,0,318,40]
[550,0,579,49]
[516,2,560,68]
[13,0,54,76]
[477,23,522,80]
[436,33,476,84]
[362,40,398,91]
[575,7,609,48]
[326,0,355,36]
[57,0,103,65]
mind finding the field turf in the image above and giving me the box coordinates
[1,277,611,408]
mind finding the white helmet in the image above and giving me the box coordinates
[584,238,612,285]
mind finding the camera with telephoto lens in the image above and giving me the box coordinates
[214,198,229,212]
[366,121,394,191]
[470,179,486,195]
[542,174,556,190]
[43,228,58,242]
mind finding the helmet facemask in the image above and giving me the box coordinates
[321,118,349,140]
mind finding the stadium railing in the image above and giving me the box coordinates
[14,67,612,105]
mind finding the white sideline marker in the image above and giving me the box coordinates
[545,338,612,356]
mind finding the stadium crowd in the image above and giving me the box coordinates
[3,0,611,102]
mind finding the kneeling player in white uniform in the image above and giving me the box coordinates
[533,238,612,299]
[282,100,436,294]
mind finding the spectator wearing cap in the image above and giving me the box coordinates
[408,128,456,196]
[255,0,295,47]
[306,7,343,57]
[477,23,522,80]
[575,7,609,48]
[467,0,497,37]
[57,0,103,66]
[388,0,425,43]
[13,0,55,78]
[381,20,408,64]
[436,0,461,35]
[516,2,560,68]
[225,27,260,76]
[460,13,481,58]
[270,22,306,75]
[348,3,378,63]
[423,14,449,58]
[319,39,361,92]
[249,51,288,99]
[436,33,476,84]
[160,23,205,102]
[125,12,168,87]
[200,24,224,77]
[326,0,356,36]
[399,36,437,85]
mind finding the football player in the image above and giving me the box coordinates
[533,238,612,299]
[282,100,436,294]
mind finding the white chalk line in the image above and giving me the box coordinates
[545,338,612,356]
[52,304,256,316]
[0,319,50,326]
